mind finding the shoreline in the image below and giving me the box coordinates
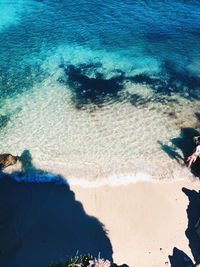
[3,154,198,189]
[3,159,195,187]
[71,178,200,266]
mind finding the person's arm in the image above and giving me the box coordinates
[186,148,198,161]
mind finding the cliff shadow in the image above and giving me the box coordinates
[0,150,113,267]
[169,247,194,267]
[169,187,200,266]
[171,128,200,159]
[157,127,199,168]
[157,140,184,164]
[182,188,200,264]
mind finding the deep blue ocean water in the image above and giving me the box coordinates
[1,0,200,98]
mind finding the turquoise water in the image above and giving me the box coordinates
[0,0,200,182]
[1,0,200,96]
[1,2,200,265]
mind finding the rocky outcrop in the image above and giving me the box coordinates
[49,257,129,267]
[0,154,20,170]
[87,260,128,267]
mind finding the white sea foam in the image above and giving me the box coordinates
[64,171,188,188]
[2,158,194,188]
[65,174,159,187]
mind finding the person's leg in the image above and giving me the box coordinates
[188,157,195,168]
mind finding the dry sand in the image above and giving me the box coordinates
[71,179,200,267]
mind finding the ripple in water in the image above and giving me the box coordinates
[1,0,200,184]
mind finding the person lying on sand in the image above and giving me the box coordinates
[186,136,200,168]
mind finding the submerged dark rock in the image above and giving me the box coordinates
[59,60,200,110]
[60,64,124,107]
[129,93,149,107]
[0,115,10,129]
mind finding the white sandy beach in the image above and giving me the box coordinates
[1,161,200,266]
[71,178,200,267]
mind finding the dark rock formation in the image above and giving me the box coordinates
[60,64,124,108]
[0,154,19,170]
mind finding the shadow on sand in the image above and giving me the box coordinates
[169,247,194,267]
[160,128,200,265]
[0,150,113,267]
[182,188,200,264]
[169,188,200,266]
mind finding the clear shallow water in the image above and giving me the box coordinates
[1,0,200,183]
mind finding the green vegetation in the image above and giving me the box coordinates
[49,254,93,267]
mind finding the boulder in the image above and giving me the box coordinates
[0,154,20,170]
